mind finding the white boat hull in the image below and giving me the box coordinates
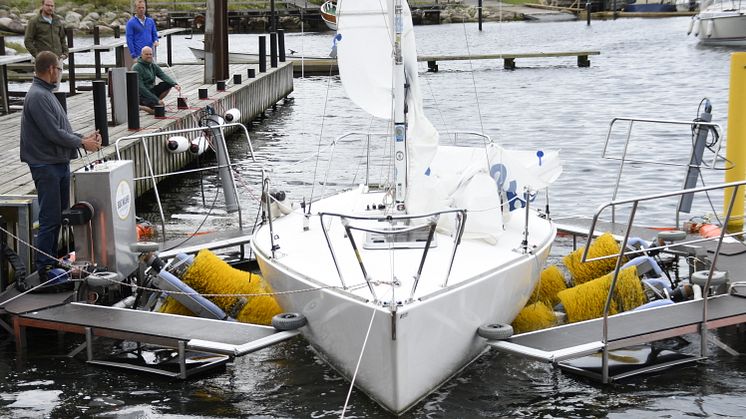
[691,10,746,45]
[251,188,555,413]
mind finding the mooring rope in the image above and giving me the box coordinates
[0,224,369,299]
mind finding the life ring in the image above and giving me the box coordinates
[477,322,513,340]
[272,312,308,331]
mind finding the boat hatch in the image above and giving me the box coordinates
[364,226,438,250]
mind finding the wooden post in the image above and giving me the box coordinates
[503,58,515,70]
[66,28,76,95]
[259,35,267,73]
[204,0,229,84]
[478,0,483,31]
[0,36,8,115]
[427,60,438,72]
[270,32,278,68]
[578,55,590,67]
[113,25,125,68]
[167,33,174,66]
[93,26,102,80]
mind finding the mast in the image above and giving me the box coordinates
[393,0,407,212]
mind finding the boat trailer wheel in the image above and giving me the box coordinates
[477,323,513,340]
[272,312,307,331]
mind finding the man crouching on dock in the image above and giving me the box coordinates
[132,46,181,114]
[19,51,102,277]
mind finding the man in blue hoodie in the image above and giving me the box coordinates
[20,51,102,275]
[125,0,159,61]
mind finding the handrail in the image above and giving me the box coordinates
[579,178,746,383]
[601,117,730,225]
[114,122,255,239]
[318,208,468,304]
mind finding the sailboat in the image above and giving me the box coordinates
[251,0,562,413]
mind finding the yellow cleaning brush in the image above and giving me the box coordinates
[528,265,567,307]
[159,250,282,325]
[563,232,622,286]
[557,265,645,323]
[512,301,556,334]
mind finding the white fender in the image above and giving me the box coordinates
[704,19,713,38]
[166,136,190,153]
[189,135,209,155]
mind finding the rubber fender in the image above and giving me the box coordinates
[272,312,307,331]
[477,323,513,340]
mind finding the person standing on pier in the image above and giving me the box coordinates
[24,0,68,90]
[126,0,159,61]
[19,51,102,276]
[132,46,180,113]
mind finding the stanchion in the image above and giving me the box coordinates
[199,88,208,99]
[93,80,109,145]
[259,36,267,73]
[0,215,6,292]
[233,74,242,84]
[217,80,226,91]
[248,68,256,78]
[278,29,286,62]
[54,92,67,113]
[270,32,278,68]
[126,71,140,130]
[154,105,165,117]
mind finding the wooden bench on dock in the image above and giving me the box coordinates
[418,50,601,71]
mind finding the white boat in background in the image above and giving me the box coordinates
[251,0,561,414]
[188,46,331,64]
[320,0,337,30]
[688,0,746,45]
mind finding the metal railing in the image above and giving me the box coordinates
[114,122,255,239]
[580,178,746,383]
[601,117,731,226]
[318,208,467,304]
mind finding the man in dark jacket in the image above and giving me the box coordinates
[20,51,101,274]
[132,46,180,112]
[24,0,68,88]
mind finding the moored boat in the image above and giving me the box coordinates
[320,0,337,31]
[250,0,561,413]
[688,0,746,45]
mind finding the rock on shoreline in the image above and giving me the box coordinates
[0,1,526,37]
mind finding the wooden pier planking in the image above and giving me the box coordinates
[0,62,293,197]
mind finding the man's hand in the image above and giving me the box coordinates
[174,84,181,93]
[59,54,67,60]
[81,131,102,152]
[153,40,159,47]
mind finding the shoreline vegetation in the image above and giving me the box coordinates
[1,0,536,53]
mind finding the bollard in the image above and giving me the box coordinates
[270,32,278,68]
[259,36,267,73]
[586,0,591,25]
[154,105,165,117]
[217,80,226,91]
[478,0,483,31]
[126,71,140,130]
[725,52,746,232]
[93,80,110,145]
[248,68,256,78]
[54,92,67,113]
[177,97,188,109]
[233,74,242,84]
[278,29,286,62]
[199,88,208,99]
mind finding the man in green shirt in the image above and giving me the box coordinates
[132,46,181,113]
[24,0,68,89]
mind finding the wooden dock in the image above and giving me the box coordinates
[0,61,293,198]
[418,51,601,71]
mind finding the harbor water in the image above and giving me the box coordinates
[3,16,746,417]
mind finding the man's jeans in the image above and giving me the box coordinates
[29,163,70,272]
